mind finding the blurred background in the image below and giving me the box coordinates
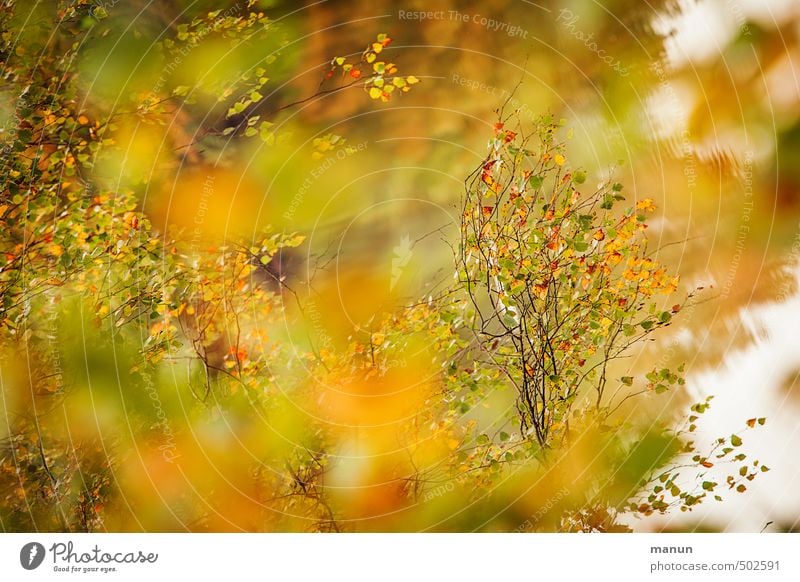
[1,0,799,532]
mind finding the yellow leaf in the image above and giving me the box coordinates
[636,198,656,212]
[369,87,382,100]
[406,75,420,85]
[554,154,565,166]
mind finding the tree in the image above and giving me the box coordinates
[0,0,765,533]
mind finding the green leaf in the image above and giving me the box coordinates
[730,434,743,447]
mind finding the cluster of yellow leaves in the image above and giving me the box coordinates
[328,34,420,103]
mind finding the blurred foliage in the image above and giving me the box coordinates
[0,0,782,532]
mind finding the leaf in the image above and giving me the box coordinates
[529,175,544,189]
[621,376,633,386]
[730,434,743,447]
[368,87,382,100]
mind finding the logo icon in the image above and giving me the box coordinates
[20,542,46,570]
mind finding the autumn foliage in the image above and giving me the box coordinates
[0,1,765,533]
